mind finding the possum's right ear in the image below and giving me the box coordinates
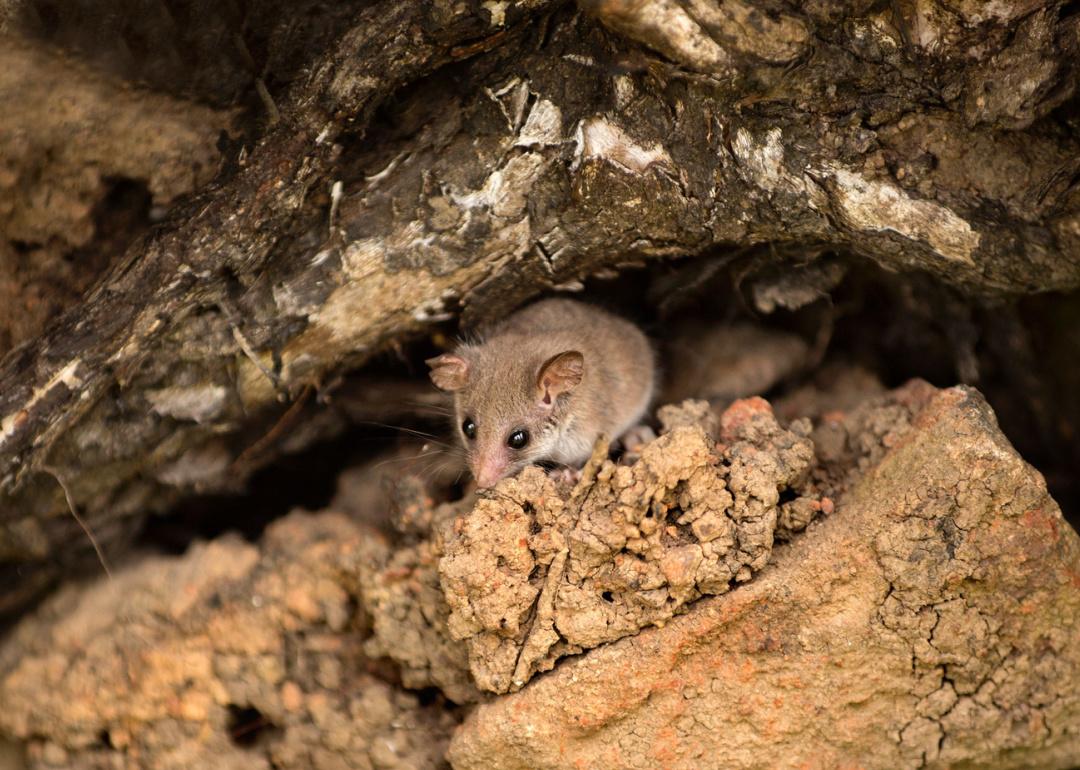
[425,354,470,392]
[536,350,584,407]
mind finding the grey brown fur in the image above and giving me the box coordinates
[427,298,655,487]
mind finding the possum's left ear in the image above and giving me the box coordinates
[536,350,583,407]
[426,354,470,392]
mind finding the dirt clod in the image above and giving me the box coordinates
[2,384,1077,770]
[439,398,815,693]
[448,383,1080,770]
[0,513,458,770]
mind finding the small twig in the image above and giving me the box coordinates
[328,180,343,236]
[218,299,285,399]
[254,78,280,125]
[234,32,280,125]
[567,434,610,511]
[230,385,314,473]
[230,324,283,394]
[40,465,113,580]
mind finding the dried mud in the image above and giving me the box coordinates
[2,380,1077,769]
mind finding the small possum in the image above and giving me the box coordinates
[426,298,656,488]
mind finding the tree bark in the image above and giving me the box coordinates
[0,0,1078,627]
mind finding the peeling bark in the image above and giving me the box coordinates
[0,0,1078,640]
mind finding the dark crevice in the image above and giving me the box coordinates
[69,175,154,281]
[134,252,1079,567]
[138,419,421,550]
[413,687,449,708]
[0,176,154,359]
[226,704,281,749]
[1058,0,1080,21]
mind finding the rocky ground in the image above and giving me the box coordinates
[1,376,1077,769]
[2,2,1080,768]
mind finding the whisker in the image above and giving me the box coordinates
[350,420,454,446]
[414,459,449,482]
[401,397,454,411]
[368,446,448,473]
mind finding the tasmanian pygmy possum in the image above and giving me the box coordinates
[426,298,655,488]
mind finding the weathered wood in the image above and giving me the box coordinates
[1,0,1079,617]
[0,0,568,612]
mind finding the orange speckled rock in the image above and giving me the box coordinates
[448,384,1080,770]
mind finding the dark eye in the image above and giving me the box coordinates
[462,418,477,440]
[507,429,529,450]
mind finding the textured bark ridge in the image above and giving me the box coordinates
[2,0,1080,617]
[2,382,1077,769]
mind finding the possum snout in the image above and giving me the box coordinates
[471,446,511,488]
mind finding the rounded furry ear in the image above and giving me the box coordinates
[537,350,584,406]
[426,353,470,392]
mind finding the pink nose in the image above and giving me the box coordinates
[474,461,507,489]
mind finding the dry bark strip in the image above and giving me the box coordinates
[2,0,1080,615]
